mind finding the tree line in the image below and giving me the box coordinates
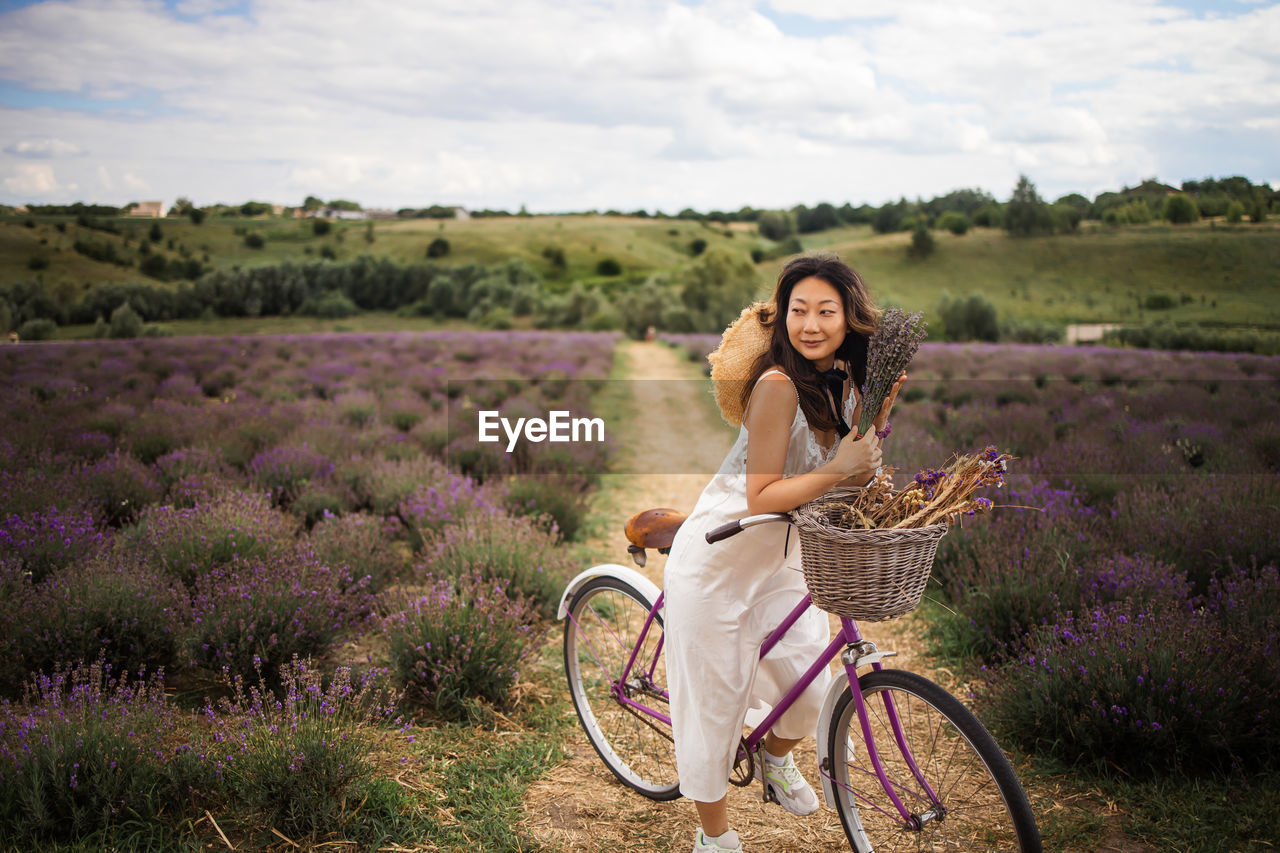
[0,249,762,342]
[7,174,1270,233]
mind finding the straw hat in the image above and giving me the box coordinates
[708,301,775,426]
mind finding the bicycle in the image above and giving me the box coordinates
[558,506,1042,852]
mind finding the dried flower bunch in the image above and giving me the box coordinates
[859,307,928,438]
[826,446,1014,530]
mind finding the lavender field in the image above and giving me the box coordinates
[669,333,1280,782]
[3,326,1278,849]
[0,330,616,848]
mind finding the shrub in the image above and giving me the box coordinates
[981,584,1279,775]
[907,225,935,259]
[207,659,400,839]
[108,303,143,339]
[288,480,357,526]
[541,245,566,270]
[937,292,998,341]
[0,559,188,695]
[243,232,265,249]
[312,218,332,236]
[26,254,49,271]
[1000,318,1064,344]
[361,456,500,526]
[426,236,451,258]
[937,211,970,235]
[503,474,593,542]
[16,318,56,341]
[185,552,370,682]
[309,512,407,592]
[689,237,708,255]
[0,661,186,844]
[425,515,572,618]
[247,444,335,506]
[0,505,105,583]
[335,388,378,427]
[297,290,359,318]
[77,451,165,526]
[595,257,622,276]
[757,209,797,240]
[1225,200,1245,223]
[117,490,298,587]
[1110,475,1280,591]
[384,574,541,719]
[972,203,1002,227]
[1164,193,1200,224]
[395,470,505,550]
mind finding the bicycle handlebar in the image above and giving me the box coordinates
[705,513,791,544]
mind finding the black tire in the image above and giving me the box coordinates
[826,669,1041,852]
[563,576,681,800]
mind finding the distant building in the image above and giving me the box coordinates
[128,201,166,218]
[454,206,471,220]
[272,204,284,216]
[293,207,368,220]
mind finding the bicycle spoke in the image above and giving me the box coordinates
[565,578,679,800]
[828,671,1040,852]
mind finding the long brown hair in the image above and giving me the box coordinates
[739,253,879,434]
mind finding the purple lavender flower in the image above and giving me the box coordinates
[859,308,928,437]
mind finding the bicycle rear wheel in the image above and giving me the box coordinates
[826,669,1041,852]
[563,576,680,800]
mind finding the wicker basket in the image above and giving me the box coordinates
[790,492,948,621]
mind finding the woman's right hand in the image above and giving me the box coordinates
[831,428,882,482]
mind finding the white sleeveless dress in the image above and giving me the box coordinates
[664,368,855,803]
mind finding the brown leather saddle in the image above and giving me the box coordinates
[624,507,687,567]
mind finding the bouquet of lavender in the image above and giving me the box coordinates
[826,446,1014,530]
[858,307,927,438]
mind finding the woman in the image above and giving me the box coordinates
[664,253,904,852]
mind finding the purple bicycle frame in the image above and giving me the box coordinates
[607,589,939,828]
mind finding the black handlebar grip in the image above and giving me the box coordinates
[705,520,743,544]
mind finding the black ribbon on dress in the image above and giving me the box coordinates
[819,365,852,439]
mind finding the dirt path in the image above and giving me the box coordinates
[520,341,947,852]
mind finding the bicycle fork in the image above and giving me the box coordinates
[821,617,943,832]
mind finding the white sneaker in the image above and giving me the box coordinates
[755,750,820,816]
[692,829,743,851]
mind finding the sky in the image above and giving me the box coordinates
[0,0,1277,213]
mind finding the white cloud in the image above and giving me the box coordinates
[0,0,1275,209]
[3,163,76,195]
[4,137,86,158]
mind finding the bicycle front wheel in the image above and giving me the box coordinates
[563,576,680,800]
[826,669,1041,852]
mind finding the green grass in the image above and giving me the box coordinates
[805,221,1280,329]
[52,311,486,339]
[409,696,570,853]
[1,213,746,294]
[5,213,1279,336]
[1021,761,1280,853]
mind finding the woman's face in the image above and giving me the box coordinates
[786,276,846,371]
